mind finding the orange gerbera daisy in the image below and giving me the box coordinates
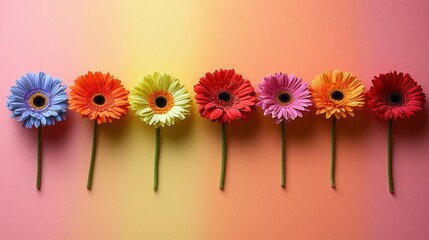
[69,71,129,190]
[69,71,130,124]
[310,70,365,189]
[311,70,365,119]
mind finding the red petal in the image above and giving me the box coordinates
[210,108,223,120]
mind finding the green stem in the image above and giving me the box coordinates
[154,127,160,191]
[219,123,227,190]
[36,126,42,190]
[87,121,97,190]
[281,122,286,188]
[331,117,336,188]
[388,119,394,194]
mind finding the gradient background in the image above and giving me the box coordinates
[1,0,429,239]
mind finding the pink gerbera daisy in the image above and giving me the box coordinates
[256,72,312,188]
[257,73,312,124]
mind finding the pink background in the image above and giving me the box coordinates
[1,0,429,239]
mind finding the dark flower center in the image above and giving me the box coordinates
[155,96,168,108]
[277,92,291,104]
[388,93,403,105]
[218,91,231,102]
[93,95,106,105]
[331,90,344,101]
[33,96,46,108]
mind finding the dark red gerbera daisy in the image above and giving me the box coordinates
[194,69,256,124]
[367,71,425,194]
[367,71,425,120]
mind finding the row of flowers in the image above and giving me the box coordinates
[6,70,426,193]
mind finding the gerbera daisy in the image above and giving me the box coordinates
[69,71,130,124]
[6,72,69,189]
[311,70,365,119]
[194,69,256,124]
[257,73,312,124]
[194,69,257,190]
[69,71,130,190]
[130,72,191,191]
[7,72,68,128]
[367,71,425,120]
[256,72,312,187]
[310,70,365,188]
[367,71,426,194]
[130,72,191,128]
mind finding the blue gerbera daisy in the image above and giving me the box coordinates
[6,72,69,128]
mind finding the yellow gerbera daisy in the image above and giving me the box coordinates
[310,70,365,119]
[130,72,191,128]
[130,72,191,191]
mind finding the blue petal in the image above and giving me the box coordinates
[9,102,25,108]
[29,73,38,88]
[35,72,44,88]
[18,111,32,121]
[42,73,52,90]
[42,110,58,117]
[52,84,66,96]
[41,116,47,125]
[13,107,27,115]
[24,119,31,128]
[59,114,66,121]
[16,77,28,91]
[8,96,25,103]
[18,115,30,122]
[50,82,61,95]
[21,74,35,90]
[49,105,62,111]
[29,117,35,127]
[11,86,26,97]
[52,96,68,104]
[22,110,32,117]
[31,112,43,119]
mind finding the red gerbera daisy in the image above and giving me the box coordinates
[194,69,256,124]
[194,69,256,190]
[367,71,426,120]
[367,71,425,194]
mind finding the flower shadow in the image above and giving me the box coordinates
[283,109,317,142]
[394,107,428,139]
[227,109,261,141]
[43,111,76,146]
[162,104,196,143]
[99,113,134,143]
[337,107,373,139]
[8,119,36,162]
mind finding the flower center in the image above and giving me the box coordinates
[93,94,106,106]
[218,91,231,102]
[33,96,46,107]
[148,90,174,114]
[331,90,344,101]
[155,96,168,108]
[388,92,403,105]
[277,92,292,104]
[28,92,49,110]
